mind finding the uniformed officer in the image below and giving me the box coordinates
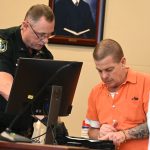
[0,4,55,136]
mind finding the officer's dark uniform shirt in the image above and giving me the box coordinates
[0,26,54,112]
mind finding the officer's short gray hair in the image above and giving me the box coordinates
[24,4,55,23]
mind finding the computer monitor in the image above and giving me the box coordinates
[2,58,82,144]
[5,58,83,117]
[6,58,82,116]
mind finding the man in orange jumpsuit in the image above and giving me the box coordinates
[85,39,150,150]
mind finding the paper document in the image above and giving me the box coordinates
[66,136,100,142]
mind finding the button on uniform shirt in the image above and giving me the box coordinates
[0,26,54,112]
[86,69,150,150]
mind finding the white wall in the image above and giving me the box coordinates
[104,0,150,73]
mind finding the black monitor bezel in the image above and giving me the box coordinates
[5,58,83,117]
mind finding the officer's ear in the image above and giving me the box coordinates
[21,21,28,30]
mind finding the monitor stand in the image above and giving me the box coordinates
[45,85,62,144]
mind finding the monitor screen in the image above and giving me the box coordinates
[5,58,83,117]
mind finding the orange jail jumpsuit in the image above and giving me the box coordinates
[86,69,150,150]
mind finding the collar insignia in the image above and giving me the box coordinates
[0,38,7,53]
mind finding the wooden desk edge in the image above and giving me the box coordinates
[0,140,89,150]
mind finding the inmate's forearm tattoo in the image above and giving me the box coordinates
[125,122,149,140]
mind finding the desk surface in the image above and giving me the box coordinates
[0,141,88,150]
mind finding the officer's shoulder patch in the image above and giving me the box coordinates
[0,38,7,53]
